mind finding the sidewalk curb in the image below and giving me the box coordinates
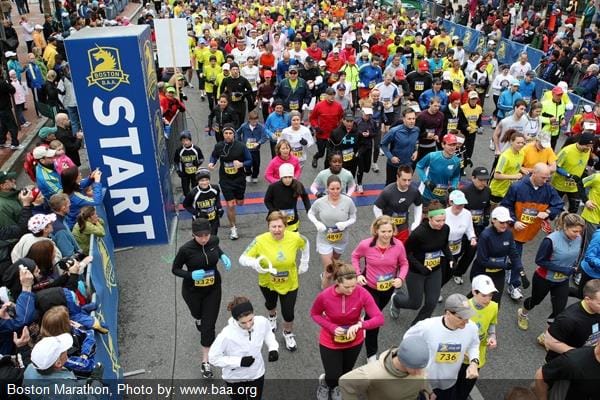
[0,118,50,173]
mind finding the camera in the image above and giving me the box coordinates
[55,252,87,271]
[0,301,16,318]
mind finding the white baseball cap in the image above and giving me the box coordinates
[31,333,73,370]
[491,206,513,222]
[449,190,468,205]
[537,132,552,148]
[472,274,498,295]
[279,163,294,178]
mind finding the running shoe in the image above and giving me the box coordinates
[245,176,252,183]
[201,362,213,378]
[10,144,24,150]
[491,119,497,128]
[517,308,529,331]
[331,386,342,400]
[357,184,364,193]
[268,314,277,332]
[379,149,385,157]
[283,331,297,352]
[316,374,329,400]
[507,285,523,300]
[229,226,239,240]
[438,295,443,303]
[537,332,546,347]
[22,121,31,127]
[371,163,379,173]
[389,293,400,319]
[366,355,377,364]
[573,272,582,286]
[488,139,495,151]
[453,276,464,285]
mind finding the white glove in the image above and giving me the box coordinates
[315,76,323,85]
[358,82,365,88]
[302,104,309,111]
[315,221,327,232]
[298,260,309,274]
[335,221,349,231]
[239,255,266,273]
[566,103,574,111]
[410,221,420,231]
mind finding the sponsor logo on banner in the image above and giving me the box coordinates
[143,40,157,99]
[154,109,166,166]
[87,46,130,91]
[497,41,507,61]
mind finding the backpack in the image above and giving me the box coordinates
[23,151,38,182]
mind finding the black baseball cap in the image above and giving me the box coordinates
[472,166,490,179]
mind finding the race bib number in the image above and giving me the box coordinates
[565,178,577,188]
[205,206,217,221]
[289,100,299,110]
[275,129,282,138]
[291,145,303,158]
[432,184,448,197]
[334,328,354,343]
[282,208,295,222]
[231,92,243,102]
[449,239,462,255]
[326,227,344,242]
[376,273,394,291]
[270,270,289,284]
[342,148,354,162]
[368,80,376,89]
[520,208,538,224]
[415,81,424,91]
[246,138,258,150]
[391,212,407,226]
[435,343,461,363]
[184,163,197,175]
[424,250,442,269]
[194,270,215,287]
[552,272,567,280]
[447,119,458,131]
[472,209,484,225]
[224,161,237,175]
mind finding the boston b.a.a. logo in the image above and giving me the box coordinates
[87,45,130,91]
[143,40,158,100]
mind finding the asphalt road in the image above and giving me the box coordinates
[30,82,574,399]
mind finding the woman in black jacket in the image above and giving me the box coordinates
[389,200,452,326]
[264,163,311,233]
[171,218,232,379]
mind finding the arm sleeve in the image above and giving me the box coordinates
[310,293,338,334]
[208,333,243,368]
[300,186,311,212]
[242,147,253,168]
[171,248,192,279]
[372,205,383,218]
[380,130,394,161]
[412,204,423,227]
[0,291,36,334]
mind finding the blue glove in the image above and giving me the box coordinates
[77,280,87,297]
[220,254,232,271]
[191,269,206,280]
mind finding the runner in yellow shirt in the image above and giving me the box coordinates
[489,132,526,203]
[239,211,309,352]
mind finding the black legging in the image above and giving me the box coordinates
[463,132,477,163]
[259,286,298,322]
[453,236,478,279]
[556,189,581,214]
[393,267,442,326]
[182,284,222,347]
[364,285,394,357]
[371,132,382,164]
[245,150,261,179]
[355,148,372,185]
[320,343,362,389]
[523,272,570,323]
[313,138,328,168]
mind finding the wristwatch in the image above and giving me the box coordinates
[470,358,480,366]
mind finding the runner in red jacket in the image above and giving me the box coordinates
[309,88,344,169]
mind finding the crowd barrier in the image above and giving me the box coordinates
[85,190,123,381]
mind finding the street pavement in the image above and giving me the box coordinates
[105,83,580,400]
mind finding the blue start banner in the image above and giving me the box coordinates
[65,26,174,247]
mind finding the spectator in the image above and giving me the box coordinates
[60,167,102,230]
[48,193,81,257]
[43,36,59,70]
[55,113,83,166]
[60,63,81,135]
[33,145,61,199]
[40,69,64,114]
[8,69,29,128]
[72,206,105,255]
[574,64,600,101]
[32,24,46,51]
[0,74,20,150]
[10,213,62,265]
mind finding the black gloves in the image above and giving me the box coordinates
[240,356,255,367]
[218,208,224,218]
[520,272,531,289]
[268,350,279,362]
[426,181,436,192]
[316,192,325,198]
[299,138,308,146]
[177,171,185,178]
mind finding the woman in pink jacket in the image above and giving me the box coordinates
[310,261,384,400]
[351,215,409,362]
[264,139,302,183]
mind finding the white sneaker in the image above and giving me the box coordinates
[252,178,258,183]
[379,149,385,156]
[22,121,31,127]
[331,386,342,400]
[316,374,329,400]
[229,226,238,240]
[371,163,379,173]
[488,139,495,151]
[438,295,443,303]
[389,293,400,319]
[366,355,377,364]
[453,276,464,285]
[268,314,277,332]
[245,176,251,183]
[491,119,497,128]
[283,331,297,352]
[357,184,364,193]
[10,144,24,150]
[508,285,523,300]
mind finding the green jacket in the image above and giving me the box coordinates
[0,190,23,228]
[72,219,105,255]
[540,98,566,137]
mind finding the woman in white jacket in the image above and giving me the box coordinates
[209,297,279,400]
